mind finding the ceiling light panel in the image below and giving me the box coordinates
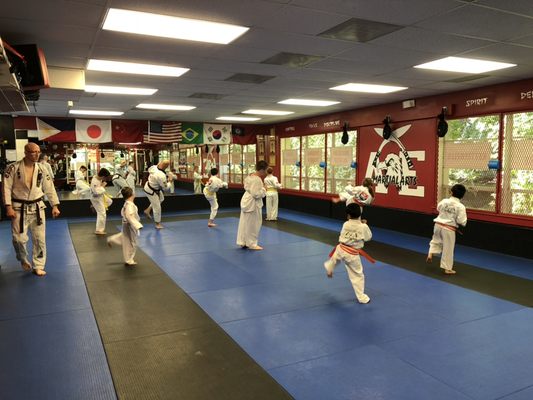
[85,85,157,95]
[242,109,294,115]
[414,57,516,74]
[278,99,340,106]
[330,83,408,93]
[216,116,261,121]
[87,59,189,77]
[103,8,249,45]
[136,103,196,110]
[69,110,124,116]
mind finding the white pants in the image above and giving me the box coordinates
[11,209,47,270]
[75,180,91,199]
[205,195,219,220]
[126,176,136,189]
[113,177,128,196]
[146,190,164,223]
[266,193,279,220]
[90,196,111,232]
[107,223,138,264]
[429,225,456,271]
[324,246,369,303]
[194,180,202,194]
[236,207,262,247]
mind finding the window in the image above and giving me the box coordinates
[301,134,326,192]
[229,144,243,184]
[438,115,499,211]
[186,147,200,179]
[243,144,257,176]
[501,112,533,216]
[280,137,301,190]
[326,130,357,194]
[219,145,230,183]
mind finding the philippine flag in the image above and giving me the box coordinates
[75,119,112,143]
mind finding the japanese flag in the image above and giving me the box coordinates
[76,119,112,143]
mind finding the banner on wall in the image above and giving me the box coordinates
[359,119,436,213]
[75,119,112,143]
[144,121,182,143]
[36,118,76,142]
[204,123,232,144]
[181,123,204,144]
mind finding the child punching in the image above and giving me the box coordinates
[107,186,143,266]
[324,203,375,304]
[427,184,467,275]
[203,167,228,227]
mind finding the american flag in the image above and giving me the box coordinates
[144,121,182,143]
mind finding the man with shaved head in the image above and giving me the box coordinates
[2,142,60,276]
[143,160,171,229]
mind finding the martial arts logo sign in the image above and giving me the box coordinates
[364,124,425,197]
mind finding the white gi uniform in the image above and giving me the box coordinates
[324,219,372,304]
[90,176,112,233]
[112,165,129,195]
[236,174,266,248]
[107,200,143,265]
[125,166,136,189]
[74,169,91,198]
[264,174,282,221]
[43,161,55,180]
[167,171,177,194]
[203,176,228,220]
[143,165,170,224]
[2,160,59,271]
[338,184,374,208]
[428,196,467,272]
[193,171,203,194]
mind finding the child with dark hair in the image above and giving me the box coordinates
[90,168,112,235]
[264,167,282,221]
[236,160,268,250]
[203,167,228,227]
[332,177,375,208]
[427,184,467,274]
[324,203,374,304]
[107,186,143,266]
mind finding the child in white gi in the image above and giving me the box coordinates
[236,160,268,250]
[73,165,91,198]
[193,166,203,194]
[324,203,373,304]
[332,177,375,208]
[125,162,136,189]
[167,168,178,194]
[107,187,143,266]
[203,167,228,227]
[264,167,282,221]
[90,168,112,235]
[427,184,467,275]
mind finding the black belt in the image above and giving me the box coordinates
[12,197,44,233]
[143,182,161,196]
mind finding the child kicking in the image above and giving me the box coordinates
[324,203,374,304]
[427,184,467,275]
[332,177,375,208]
[203,167,228,227]
[107,187,143,266]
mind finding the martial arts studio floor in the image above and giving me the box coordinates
[1,209,532,400]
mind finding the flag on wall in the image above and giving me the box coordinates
[181,122,204,144]
[144,121,182,143]
[113,120,146,143]
[36,118,76,142]
[75,119,112,143]
[203,123,232,144]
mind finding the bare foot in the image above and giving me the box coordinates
[443,269,456,275]
[208,223,217,227]
[32,269,47,277]
[155,223,164,229]
[125,261,137,267]
[95,231,107,235]
[249,245,263,250]
[21,262,31,271]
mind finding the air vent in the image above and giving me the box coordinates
[261,52,324,68]
[446,74,490,83]
[224,73,275,84]
[188,93,226,100]
[319,18,403,43]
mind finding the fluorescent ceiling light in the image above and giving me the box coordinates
[136,103,196,111]
[103,8,249,45]
[330,83,407,93]
[216,116,261,121]
[278,99,340,107]
[87,59,189,77]
[85,85,157,95]
[69,110,124,116]
[414,56,516,74]
[242,109,294,116]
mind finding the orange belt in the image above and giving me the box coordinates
[328,243,376,264]
[436,222,463,235]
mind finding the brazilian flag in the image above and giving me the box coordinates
[181,122,204,144]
